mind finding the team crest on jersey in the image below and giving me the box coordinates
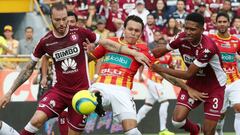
[70,34,79,42]
[53,44,80,61]
[49,100,56,108]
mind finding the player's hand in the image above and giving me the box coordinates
[187,88,209,102]
[40,77,48,89]
[139,75,144,82]
[0,92,11,109]
[133,51,150,67]
[83,38,95,52]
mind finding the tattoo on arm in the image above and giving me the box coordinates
[157,72,189,90]
[9,60,37,94]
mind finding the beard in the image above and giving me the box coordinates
[52,22,67,35]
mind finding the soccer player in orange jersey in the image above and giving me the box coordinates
[209,12,240,135]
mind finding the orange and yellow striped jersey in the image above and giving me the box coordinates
[148,53,172,83]
[209,34,240,84]
[91,37,155,89]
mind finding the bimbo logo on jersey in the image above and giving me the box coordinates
[53,44,80,61]
[183,54,195,64]
[103,53,132,68]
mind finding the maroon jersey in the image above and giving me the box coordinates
[166,32,226,93]
[32,26,99,94]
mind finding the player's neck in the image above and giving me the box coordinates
[217,32,230,39]
[190,35,202,47]
[53,26,69,38]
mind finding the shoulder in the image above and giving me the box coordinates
[41,31,54,42]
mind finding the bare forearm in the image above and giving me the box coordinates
[8,61,37,94]
[99,39,137,55]
[157,72,190,91]
[41,56,49,79]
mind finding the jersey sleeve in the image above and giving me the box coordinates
[90,45,107,59]
[193,47,214,68]
[166,32,184,50]
[237,39,240,55]
[31,39,45,61]
[79,28,100,44]
[140,45,156,64]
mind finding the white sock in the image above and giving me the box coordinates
[0,121,19,135]
[124,128,142,135]
[24,122,39,133]
[215,117,224,135]
[234,113,240,135]
[137,104,152,124]
[159,101,169,131]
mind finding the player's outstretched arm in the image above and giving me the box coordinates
[152,63,199,80]
[99,39,150,66]
[0,60,37,109]
[155,71,208,101]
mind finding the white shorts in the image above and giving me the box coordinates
[89,83,137,122]
[222,79,240,112]
[146,79,170,104]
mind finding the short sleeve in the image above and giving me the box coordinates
[31,39,45,61]
[237,39,240,55]
[167,32,185,50]
[91,45,107,59]
[79,28,100,44]
[194,48,214,68]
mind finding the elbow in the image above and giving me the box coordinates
[183,73,194,80]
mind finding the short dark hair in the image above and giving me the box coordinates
[50,2,67,17]
[216,12,230,22]
[124,15,144,31]
[25,26,33,32]
[185,12,204,27]
[67,11,78,21]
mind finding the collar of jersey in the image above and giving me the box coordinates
[216,33,232,40]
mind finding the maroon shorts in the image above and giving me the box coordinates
[37,87,87,132]
[177,88,225,121]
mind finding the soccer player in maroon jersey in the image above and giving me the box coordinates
[152,13,227,135]
[208,12,240,135]
[0,3,149,135]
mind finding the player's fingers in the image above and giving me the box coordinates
[1,101,6,108]
[86,38,91,44]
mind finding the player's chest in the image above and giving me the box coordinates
[46,39,84,62]
[180,44,199,64]
[102,52,139,69]
[215,40,238,53]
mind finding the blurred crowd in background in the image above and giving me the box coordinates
[0,0,240,70]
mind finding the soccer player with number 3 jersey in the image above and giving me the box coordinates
[152,13,227,135]
[209,12,240,135]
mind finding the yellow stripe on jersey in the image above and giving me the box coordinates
[116,77,124,86]
[126,78,132,89]
[104,76,112,84]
